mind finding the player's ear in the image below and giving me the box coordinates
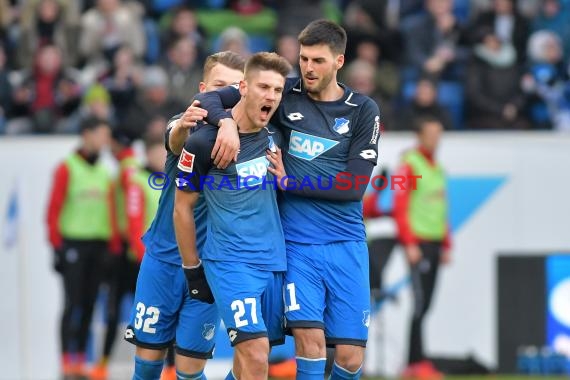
[199,82,206,93]
[335,54,345,71]
[239,80,247,97]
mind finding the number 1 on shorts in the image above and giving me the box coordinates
[286,283,301,311]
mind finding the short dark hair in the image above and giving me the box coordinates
[413,116,443,133]
[298,19,347,55]
[244,52,292,80]
[203,51,246,77]
[79,116,109,133]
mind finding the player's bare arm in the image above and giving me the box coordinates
[169,100,209,155]
[173,189,200,267]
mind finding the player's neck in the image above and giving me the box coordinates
[231,103,262,134]
[307,81,344,102]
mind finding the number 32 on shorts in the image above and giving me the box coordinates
[285,283,300,312]
[134,302,160,333]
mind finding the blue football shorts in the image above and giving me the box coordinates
[203,259,285,347]
[125,253,220,358]
[283,240,370,347]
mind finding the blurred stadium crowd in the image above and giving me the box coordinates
[0,0,569,137]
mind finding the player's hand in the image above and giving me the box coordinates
[212,118,240,169]
[440,248,451,265]
[404,244,422,265]
[266,147,288,190]
[184,262,215,304]
[179,100,208,130]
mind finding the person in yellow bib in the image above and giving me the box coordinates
[46,116,119,380]
[394,116,451,380]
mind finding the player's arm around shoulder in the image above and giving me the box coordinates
[168,100,209,156]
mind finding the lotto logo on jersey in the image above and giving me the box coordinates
[289,131,339,161]
[236,156,269,187]
[178,148,195,172]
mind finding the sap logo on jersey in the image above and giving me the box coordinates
[289,131,339,161]
[236,156,270,186]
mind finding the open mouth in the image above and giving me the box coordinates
[260,105,272,119]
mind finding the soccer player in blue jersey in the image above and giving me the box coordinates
[173,52,292,380]
[194,20,381,380]
[123,51,245,380]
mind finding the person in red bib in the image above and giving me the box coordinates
[395,116,452,380]
[46,116,119,380]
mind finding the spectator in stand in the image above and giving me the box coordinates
[7,44,82,134]
[395,116,452,380]
[273,0,325,36]
[99,45,144,125]
[18,0,81,69]
[468,0,530,64]
[79,0,145,71]
[523,30,570,130]
[343,58,397,129]
[122,65,185,140]
[63,83,115,134]
[398,76,454,131]
[342,0,403,64]
[465,27,529,129]
[159,5,205,62]
[531,0,570,60]
[217,26,251,58]
[276,34,300,77]
[402,0,469,81]
[163,37,203,105]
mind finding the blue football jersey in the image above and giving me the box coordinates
[176,124,286,271]
[277,79,381,244]
[142,127,208,265]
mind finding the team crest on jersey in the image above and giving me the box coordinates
[202,323,216,341]
[333,118,350,134]
[268,135,277,153]
[236,156,270,187]
[288,131,338,161]
[178,148,195,172]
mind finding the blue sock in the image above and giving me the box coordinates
[133,356,163,380]
[329,361,362,380]
[176,369,206,380]
[224,369,236,380]
[296,356,326,380]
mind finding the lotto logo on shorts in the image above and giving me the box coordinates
[288,131,338,161]
[124,327,135,340]
[228,329,238,343]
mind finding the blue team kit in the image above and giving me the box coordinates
[177,124,287,346]
[125,128,219,357]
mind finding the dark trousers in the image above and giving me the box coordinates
[408,241,443,365]
[368,237,397,300]
[102,244,140,358]
[60,239,107,354]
